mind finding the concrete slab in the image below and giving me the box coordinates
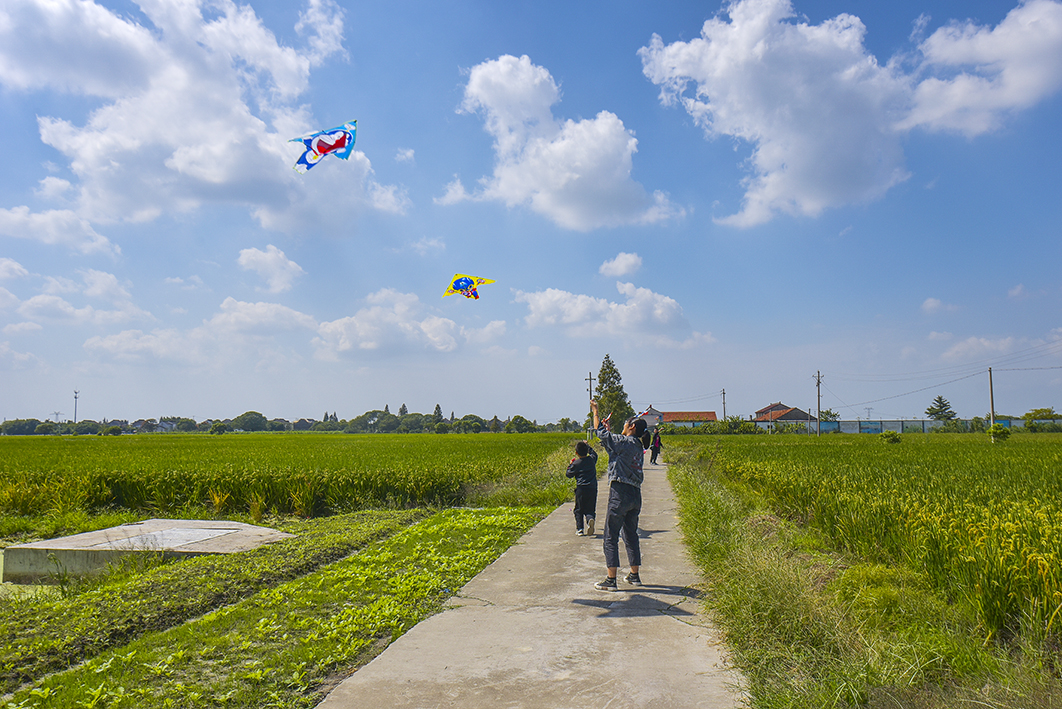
[1,518,293,584]
[317,455,746,709]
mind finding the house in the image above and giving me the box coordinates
[659,410,718,428]
[753,403,817,422]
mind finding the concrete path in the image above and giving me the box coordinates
[317,454,746,709]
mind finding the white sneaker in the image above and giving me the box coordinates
[585,518,595,536]
[576,529,584,536]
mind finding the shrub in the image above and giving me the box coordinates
[879,430,901,444]
[987,423,1010,442]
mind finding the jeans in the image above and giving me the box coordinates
[602,481,641,568]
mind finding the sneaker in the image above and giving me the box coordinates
[584,517,595,536]
[624,572,642,586]
[576,529,584,536]
[595,576,618,592]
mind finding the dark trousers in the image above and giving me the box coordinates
[603,481,641,568]
[573,485,597,530]
[650,447,660,464]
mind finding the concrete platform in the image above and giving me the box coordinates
[317,454,746,709]
[1,518,293,584]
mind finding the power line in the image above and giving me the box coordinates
[841,369,981,407]
[631,390,723,407]
[831,339,1062,383]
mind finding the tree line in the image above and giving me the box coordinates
[0,405,585,436]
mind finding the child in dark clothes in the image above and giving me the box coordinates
[566,441,598,536]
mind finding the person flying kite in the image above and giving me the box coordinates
[290,120,356,174]
[444,274,495,300]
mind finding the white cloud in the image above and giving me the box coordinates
[0,258,28,280]
[0,206,117,255]
[81,269,131,302]
[84,328,202,363]
[204,297,317,333]
[84,296,317,364]
[0,0,402,238]
[3,322,42,334]
[313,289,461,358]
[0,340,38,367]
[35,176,72,200]
[513,281,713,347]
[599,252,643,277]
[927,330,953,341]
[0,286,18,309]
[640,0,1062,227]
[453,54,683,231]
[408,237,445,255]
[165,275,206,290]
[942,335,1017,361]
[1008,284,1027,298]
[395,148,415,163]
[899,0,1062,136]
[237,245,306,293]
[922,297,958,314]
[17,294,151,326]
[434,178,470,206]
[462,320,507,344]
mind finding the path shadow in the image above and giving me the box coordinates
[570,593,698,618]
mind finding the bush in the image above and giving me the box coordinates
[879,430,901,444]
[987,423,1010,442]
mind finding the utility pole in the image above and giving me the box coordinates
[988,367,995,426]
[814,371,823,437]
[73,390,79,424]
[585,372,596,438]
[721,388,726,419]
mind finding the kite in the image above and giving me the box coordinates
[290,120,356,174]
[443,273,495,300]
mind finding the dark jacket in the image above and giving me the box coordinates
[596,425,644,488]
[565,447,598,486]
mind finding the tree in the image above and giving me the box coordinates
[1024,407,1058,424]
[588,354,635,428]
[432,404,443,425]
[34,421,58,435]
[398,403,408,416]
[925,395,957,421]
[232,411,268,432]
[489,415,502,433]
[818,408,840,422]
[505,415,536,433]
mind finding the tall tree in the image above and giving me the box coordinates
[590,354,635,428]
[398,403,408,416]
[432,404,443,424]
[925,395,957,421]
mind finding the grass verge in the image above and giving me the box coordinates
[666,443,1062,709]
[4,507,544,708]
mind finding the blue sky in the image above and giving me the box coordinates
[2,0,1061,425]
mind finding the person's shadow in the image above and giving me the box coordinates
[571,585,701,618]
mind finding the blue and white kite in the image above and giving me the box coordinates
[290,120,357,174]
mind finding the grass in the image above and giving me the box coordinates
[666,436,1062,709]
[0,434,576,707]
[3,507,545,708]
[0,510,425,694]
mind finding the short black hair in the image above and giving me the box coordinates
[575,440,589,457]
[632,418,647,437]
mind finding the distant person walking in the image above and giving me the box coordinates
[649,429,662,465]
[590,400,650,592]
[566,441,598,536]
